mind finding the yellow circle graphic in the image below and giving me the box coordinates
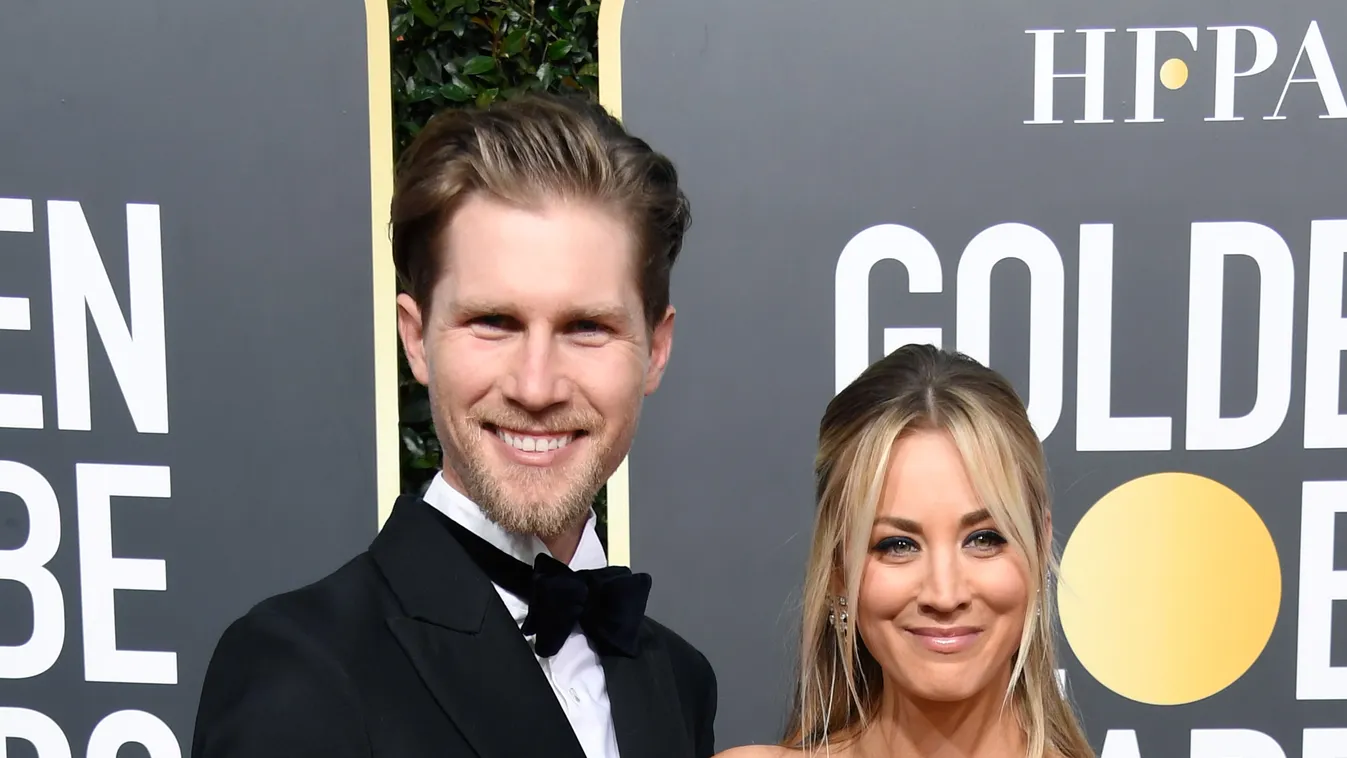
[1159,58,1189,90]
[1057,473,1280,705]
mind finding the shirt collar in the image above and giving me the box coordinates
[422,470,608,572]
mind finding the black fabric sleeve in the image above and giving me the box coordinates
[190,609,370,758]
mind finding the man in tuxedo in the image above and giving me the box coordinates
[190,93,716,758]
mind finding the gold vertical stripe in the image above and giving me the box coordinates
[597,0,631,567]
[365,0,399,529]
[598,0,625,123]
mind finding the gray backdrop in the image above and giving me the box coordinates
[0,1,380,754]
[620,1,1347,755]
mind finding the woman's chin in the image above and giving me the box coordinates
[893,663,1004,705]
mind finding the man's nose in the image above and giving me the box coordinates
[501,330,570,411]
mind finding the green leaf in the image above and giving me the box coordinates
[463,0,480,12]
[476,87,500,108]
[408,0,438,27]
[503,28,527,55]
[536,62,554,88]
[402,392,433,423]
[577,4,600,14]
[462,55,496,75]
[410,85,440,103]
[546,39,573,60]
[443,15,466,36]
[577,62,598,77]
[414,51,442,83]
[400,426,426,458]
[440,82,474,102]
[548,6,572,30]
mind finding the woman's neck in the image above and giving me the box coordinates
[857,675,1025,758]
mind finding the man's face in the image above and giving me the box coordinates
[398,193,674,538]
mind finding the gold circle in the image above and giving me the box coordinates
[1159,58,1189,90]
[1057,473,1280,705]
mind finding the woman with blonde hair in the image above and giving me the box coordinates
[721,344,1094,758]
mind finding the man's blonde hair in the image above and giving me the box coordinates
[390,93,691,328]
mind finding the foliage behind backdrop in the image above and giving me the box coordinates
[387,0,608,541]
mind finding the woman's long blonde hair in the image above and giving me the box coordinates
[782,344,1093,758]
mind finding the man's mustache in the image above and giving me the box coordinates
[468,407,602,434]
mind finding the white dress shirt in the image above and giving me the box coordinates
[422,472,621,758]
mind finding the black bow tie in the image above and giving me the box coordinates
[434,506,652,658]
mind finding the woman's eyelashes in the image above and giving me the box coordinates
[871,529,1008,558]
[965,528,1008,554]
[873,535,919,556]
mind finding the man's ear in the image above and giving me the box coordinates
[643,304,676,396]
[397,293,430,386]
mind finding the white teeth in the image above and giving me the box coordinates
[495,429,574,453]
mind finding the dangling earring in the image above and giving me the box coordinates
[828,595,849,636]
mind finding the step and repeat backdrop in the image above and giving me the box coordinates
[610,0,1347,755]
[0,1,395,755]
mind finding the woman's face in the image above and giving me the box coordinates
[855,428,1031,704]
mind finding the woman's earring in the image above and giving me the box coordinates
[828,595,849,636]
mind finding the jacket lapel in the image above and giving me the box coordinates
[602,627,693,758]
[386,615,586,758]
[370,495,587,758]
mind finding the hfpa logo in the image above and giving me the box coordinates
[1025,22,1346,124]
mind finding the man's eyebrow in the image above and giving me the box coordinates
[447,300,633,324]
[447,298,509,315]
[563,305,631,323]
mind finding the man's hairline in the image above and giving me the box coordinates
[415,187,666,337]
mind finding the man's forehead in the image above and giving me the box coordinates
[435,260,644,318]
[442,193,637,252]
[439,242,640,297]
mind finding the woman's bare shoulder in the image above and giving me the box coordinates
[714,746,801,758]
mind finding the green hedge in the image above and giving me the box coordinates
[387,0,608,541]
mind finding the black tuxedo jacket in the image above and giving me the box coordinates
[190,495,717,758]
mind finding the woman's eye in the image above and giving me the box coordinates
[874,536,918,555]
[966,529,1007,552]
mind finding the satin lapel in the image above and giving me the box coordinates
[371,495,587,758]
[601,629,692,758]
[388,610,588,758]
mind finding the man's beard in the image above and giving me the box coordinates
[445,407,611,539]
